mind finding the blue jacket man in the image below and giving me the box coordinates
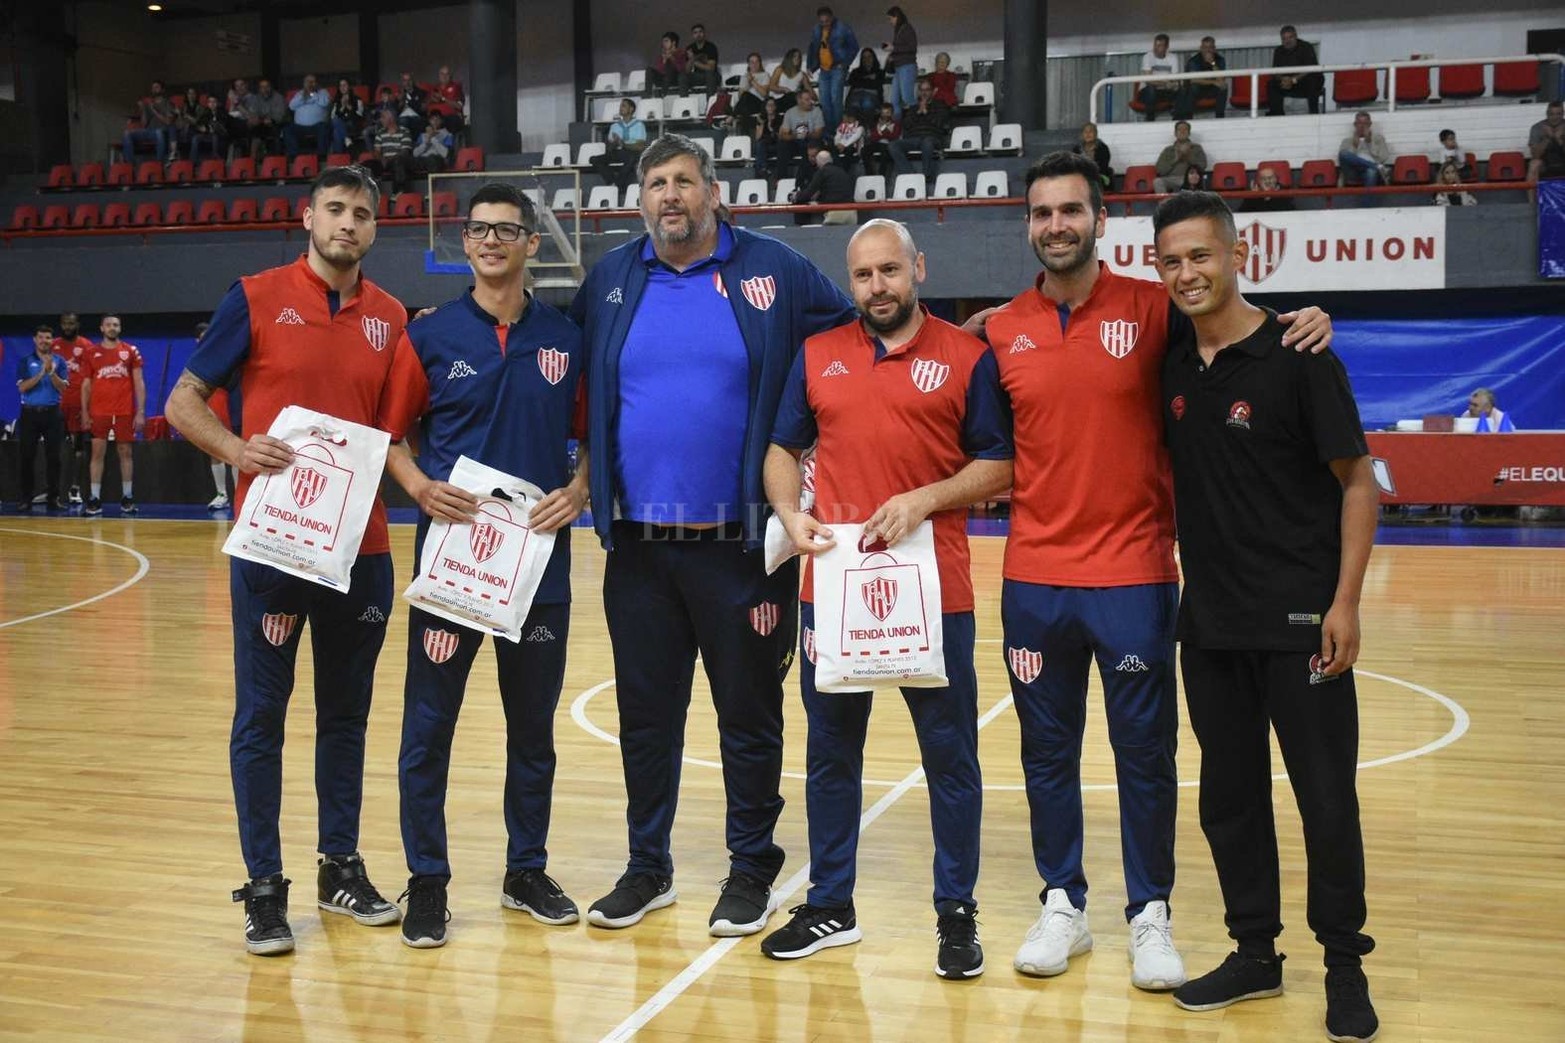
[807,6,860,133]
[569,133,853,938]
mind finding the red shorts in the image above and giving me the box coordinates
[91,415,135,441]
[64,406,86,434]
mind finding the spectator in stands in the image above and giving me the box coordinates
[247,79,288,159]
[1072,121,1112,189]
[792,145,857,225]
[426,66,465,133]
[284,74,333,160]
[769,48,811,113]
[398,71,428,136]
[731,53,770,135]
[867,101,901,176]
[593,98,649,189]
[1433,162,1477,206]
[927,51,959,108]
[753,97,787,180]
[123,79,176,163]
[780,87,827,181]
[1175,36,1227,120]
[331,79,368,154]
[847,48,886,123]
[368,108,415,194]
[1138,34,1180,121]
[177,87,223,163]
[808,6,860,135]
[413,112,454,173]
[225,78,257,156]
[1465,388,1516,432]
[1153,120,1208,192]
[883,6,918,119]
[648,32,690,96]
[12,325,69,514]
[1528,101,1565,185]
[1435,129,1473,181]
[1179,165,1206,192]
[685,24,721,95]
[1337,110,1391,189]
[887,77,949,185]
[832,112,866,171]
[366,85,400,149]
[1267,25,1323,115]
[1240,166,1296,212]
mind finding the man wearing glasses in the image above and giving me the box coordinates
[378,183,590,948]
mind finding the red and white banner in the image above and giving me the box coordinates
[1101,207,1446,292]
[1366,433,1565,506]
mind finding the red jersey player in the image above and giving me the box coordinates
[79,314,145,515]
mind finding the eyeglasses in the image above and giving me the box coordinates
[461,220,530,242]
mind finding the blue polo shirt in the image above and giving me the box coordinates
[16,351,67,408]
[615,223,749,525]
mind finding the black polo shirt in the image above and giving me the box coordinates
[1163,309,1368,651]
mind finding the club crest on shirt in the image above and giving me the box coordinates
[424,627,461,664]
[1228,401,1253,430]
[862,576,898,621]
[740,275,777,311]
[749,601,780,636]
[261,612,299,646]
[910,357,950,394]
[1170,394,1187,420]
[291,466,328,509]
[802,626,817,664]
[1308,653,1340,686]
[1100,319,1139,358]
[1239,220,1287,284]
[361,315,390,352]
[536,347,569,386]
[1008,646,1043,685]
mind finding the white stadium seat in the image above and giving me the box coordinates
[584,185,620,210]
[540,143,570,168]
[946,126,982,155]
[988,123,1023,155]
[962,81,995,108]
[575,142,606,167]
[973,170,1008,197]
[717,179,732,205]
[667,94,704,120]
[623,69,647,93]
[593,98,623,123]
[892,174,926,200]
[623,184,641,210]
[932,173,968,199]
[689,136,716,159]
[720,135,753,164]
[735,178,769,206]
[634,98,662,122]
[854,175,887,202]
[772,177,796,204]
[588,72,621,95]
[551,188,579,211]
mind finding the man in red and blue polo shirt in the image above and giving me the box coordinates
[166,165,412,957]
[79,314,145,515]
[761,219,1012,979]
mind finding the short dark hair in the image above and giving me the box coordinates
[817,6,834,17]
[309,163,381,212]
[1280,24,1298,34]
[662,31,680,46]
[1152,190,1237,244]
[1024,151,1104,214]
[35,324,53,335]
[691,22,704,32]
[1200,35,1215,45]
[468,181,538,228]
[1154,33,1169,45]
[1440,128,1455,139]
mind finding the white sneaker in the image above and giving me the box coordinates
[207,493,230,510]
[1128,900,1186,990]
[1014,888,1092,977]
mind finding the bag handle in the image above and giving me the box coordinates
[308,425,348,446]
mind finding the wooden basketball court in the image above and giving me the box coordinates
[1,517,1561,1041]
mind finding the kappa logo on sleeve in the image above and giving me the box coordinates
[606,287,624,304]
[261,613,299,646]
[447,359,478,380]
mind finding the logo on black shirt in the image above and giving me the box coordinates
[1308,653,1340,686]
[1227,400,1252,430]
[1170,395,1186,420]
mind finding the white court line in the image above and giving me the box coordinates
[596,691,1015,1043]
[0,528,151,629]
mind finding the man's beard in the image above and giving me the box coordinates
[860,293,916,335]
[1032,231,1095,274]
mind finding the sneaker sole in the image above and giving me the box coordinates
[762,926,863,960]
[501,893,581,926]
[401,931,448,949]
[1014,933,1093,977]
[1130,949,1187,991]
[585,888,677,929]
[709,899,774,938]
[1173,984,1284,1012]
[318,900,402,926]
[246,936,295,956]
[935,957,985,980]
[1325,1028,1378,1043]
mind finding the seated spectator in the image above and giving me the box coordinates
[1435,129,1473,181]
[1267,25,1323,115]
[246,79,288,159]
[331,78,368,154]
[927,51,959,108]
[592,98,649,189]
[1240,166,1297,212]
[176,87,223,163]
[425,66,465,133]
[396,71,427,137]
[792,145,857,225]
[1528,101,1565,184]
[685,24,721,95]
[887,76,949,183]
[753,97,787,180]
[283,74,332,160]
[1178,165,1206,192]
[731,53,770,135]
[1338,110,1391,187]
[846,48,885,123]
[768,48,812,113]
[779,87,827,181]
[367,108,414,194]
[1072,121,1112,189]
[412,112,454,172]
[1138,34,1180,121]
[1153,120,1207,192]
[1465,388,1516,432]
[1175,36,1227,119]
[1433,162,1477,206]
[224,78,256,155]
[832,112,866,171]
[867,101,901,177]
[648,32,690,96]
[122,79,175,162]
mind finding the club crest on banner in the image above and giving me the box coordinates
[469,520,504,563]
[424,628,461,664]
[861,576,898,621]
[750,601,780,636]
[1239,220,1287,284]
[1100,319,1139,358]
[291,466,328,509]
[1008,646,1043,684]
[261,612,299,646]
[910,357,950,393]
[740,275,777,311]
[361,315,390,352]
[802,626,817,664]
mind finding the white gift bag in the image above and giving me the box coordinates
[812,521,946,692]
[402,455,556,642]
[764,450,817,576]
[223,406,390,591]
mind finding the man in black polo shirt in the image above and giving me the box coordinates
[1152,191,1381,1043]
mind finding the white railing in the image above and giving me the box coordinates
[1089,53,1565,123]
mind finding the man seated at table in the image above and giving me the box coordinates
[1465,388,1516,432]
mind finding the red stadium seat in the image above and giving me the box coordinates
[229,198,259,223]
[227,156,257,181]
[196,199,227,224]
[259,155,288,180]
[102,203,132,228]
[9,205,40,229]
[290,154,320,179]
[1257,160,1293,189]
[1392,66,1430,104]
[78,162,106,187]
[393,192,424,217]
[196,158,226,182]
[1392,155,1431,184]
[1332,69,1378,107]
[1438,64,1485,99]
[353,85,372,105]
[70,203,101,228]
[165,200,195,225]
[432,191,459,217]
[1209,162,1247,191]
[131,202,163,226]
[377,193,390,218]
[326,152,352,168]
[1492,61,1539,98]
[454,146,485,172]
[1122,165,1156,194]
[357,150,376,165]
[136,160,164,185]
[106,162,135,186]
[259,196,290,222]
[166,159,194,184]
[1485,151,1527,181]
[293,196,310,219]
[41,204,71,229]
[47,164,74,188]
[1228,73,1269,111]
[1300,159,1339,187]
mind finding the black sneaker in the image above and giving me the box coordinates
[399,876,450,949]
[709,870,773,937]
[317,853,401,925]
[120,496,138,515]
[232,874,294,956]
[1325,967,1379,1042]
[760,903,862,960]
[84,497,102,516]
[586,872,676,929]
[1173,951,1285,1011]
[934,899,984,979]
[502,868,580,925]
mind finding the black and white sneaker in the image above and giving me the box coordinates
[399,876,450,948]
[502,868,580,925]
[934,900,984,979]
[83,497,102,516]
[760,903,862,960]
[317,853,401,926]
[586,872,676,929]
[68,487,83,506]
[233,873,294,956]
[1173,951,1285,1011]
[709,870,773,937]
[120,496,138,515]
